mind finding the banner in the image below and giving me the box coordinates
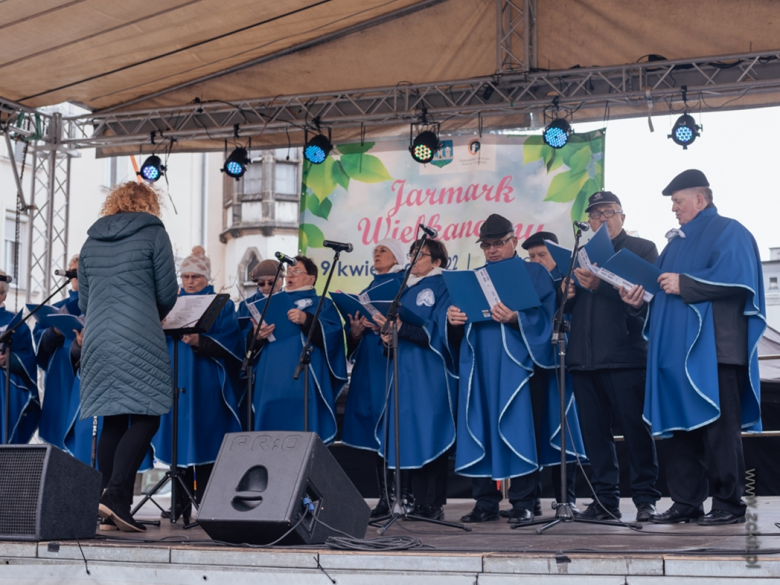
[299,130,605,294]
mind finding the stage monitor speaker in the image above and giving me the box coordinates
[198,432,370,545]
[0,444,101,541]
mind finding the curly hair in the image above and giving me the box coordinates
[101,181,163,217]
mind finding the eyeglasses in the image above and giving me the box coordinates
[479,236,514,250]
[287,269,309,277]
[254,279,276,287]
[587,209,622,220]
[407,251,432,260]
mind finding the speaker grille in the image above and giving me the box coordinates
[0,447,44,537]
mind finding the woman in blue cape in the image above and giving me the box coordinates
[340,239,406,518]
[152,247,243,509]
[35,255,81,449]
[0,272,40,444]
[373,238,455,521]
[250,255,347,443]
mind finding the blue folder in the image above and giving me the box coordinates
[26,304,62,330]
[247,292,301,340]
[46,314,84,340]
[442,256,541,322]
[330,291,376,322]
[599,248,662,296]
[0,310,24,351]
[544,224,615,287]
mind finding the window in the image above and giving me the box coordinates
[4,216,28,287]
[275,163,298,195]
[770,276,778,290]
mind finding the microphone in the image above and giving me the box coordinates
[419,224,438,238]
[274,252,297,267]
[0,274,12,283]
[323,240,353,253]
[54,269,77,279]
[573,221,590,232]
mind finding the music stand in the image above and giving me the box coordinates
[131,293,229,527]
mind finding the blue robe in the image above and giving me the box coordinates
[341,271,404,451]
[252,289,347,444]
[35,290,80,449]
[454,259,586,479]
[63,373,102,465]
[0,307,40,443]
[152,286,243,466]
[376,274,456,469]
[643,207,765,436]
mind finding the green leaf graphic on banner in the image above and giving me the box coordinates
[571,178,599,222]
[544,169,588,203]
[340,153,393,183]
[332,160,350,191]
[303,157,337,202]
[299,223,325,253]
[547,151,564,172]
[306,194,332,220]
[567,147,592,175]
[337,142,375,155]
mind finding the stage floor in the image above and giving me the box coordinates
[1,497,779,584]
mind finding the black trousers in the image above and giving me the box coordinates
[97,414,161,511]
[571,368,660,509]
[666,365,747,516]
[473,367,577,511]
[411,452,448,508]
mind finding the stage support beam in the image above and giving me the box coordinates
[496,0,536,73]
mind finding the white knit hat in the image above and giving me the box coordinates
[179,246,211,280]
[375,238,406,267]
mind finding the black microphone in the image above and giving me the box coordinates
[274,252,297,267]
[419,224,438,238]
[0,274,12,283]
[54,269,77,279]
[573,221,590,232]
[323,240,353,253]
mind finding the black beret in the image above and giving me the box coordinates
[585,191,622,213]
[522,231,558,250]
[662,169,710,196]
[477,214,514,242]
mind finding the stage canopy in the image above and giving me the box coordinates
[3,0,780,154]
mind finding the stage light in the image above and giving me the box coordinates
[138,155,165,182]
[304,134,332,164]
[668,114,701,149]
[543,118,572,149]
[410,130,440,164]
[221,147,250,180]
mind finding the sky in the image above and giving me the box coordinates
[570,106,780,261]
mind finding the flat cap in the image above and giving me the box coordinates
[585,191,622,213]
[662,169,709,196]
[522,231,558,250]
[250,259,281,280]
[477,214,514,242]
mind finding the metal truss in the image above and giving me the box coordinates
[27,112,70,302]
[63,49,780,150]
[497,0,536,73]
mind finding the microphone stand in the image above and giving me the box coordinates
[377,231,470,534]
[293,250,341,433]
[241,262,286,431]
[1,277,71,444]
[513,224,640,533]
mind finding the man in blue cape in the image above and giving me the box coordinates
[622,170,765,526]
[565,191,661,523]
[448,214,586,524]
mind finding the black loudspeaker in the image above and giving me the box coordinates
[0,444,101,541]
[198,432,370,545]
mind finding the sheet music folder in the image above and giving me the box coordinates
[163,294,229,335]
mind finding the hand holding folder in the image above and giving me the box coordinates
[246,292,300,340]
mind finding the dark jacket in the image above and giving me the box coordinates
[565,229,658,371]
[78,212,178,417]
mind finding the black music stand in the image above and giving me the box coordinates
[131,293,229,527]
[511,225,640,534]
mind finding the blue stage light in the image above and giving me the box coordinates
[304,134,332,164]
[543,118,572,149]
[221,147,250,179]
[138,155,165,182]
[669,114,701,149]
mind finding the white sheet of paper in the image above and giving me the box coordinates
[475,267,501,309]
[163,294,216,331]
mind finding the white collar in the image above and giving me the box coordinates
[288,285,314,292]
[407,266,443,287]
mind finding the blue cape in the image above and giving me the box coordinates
[0,307,40,443]
[152,286,243,466]
[35,290,80,449]
[643,207,766,436]
[376,274,456,469]
[251,289,347,444]
[341,271,404,451]
[453,259,585,479]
